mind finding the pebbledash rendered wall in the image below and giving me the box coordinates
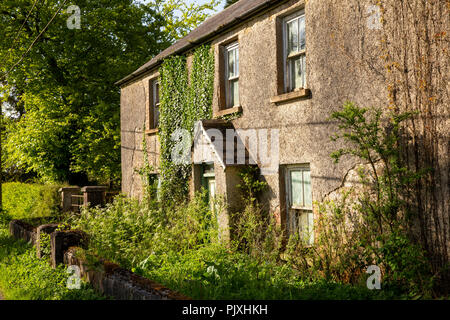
[120,0,387,227]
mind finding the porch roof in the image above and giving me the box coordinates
[193,119,255,169]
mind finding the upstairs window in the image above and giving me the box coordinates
[284,11,306,92]
[151,79,160,129]
[225,42,240,108]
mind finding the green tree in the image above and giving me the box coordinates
[0,0,218,186]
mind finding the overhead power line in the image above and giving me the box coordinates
[8,0,41,50]
[1,0,68,81]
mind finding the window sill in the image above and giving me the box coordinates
[270,88,311,104]
[145,128,159,135]
[214,106,242,118]
[291,206,313,211]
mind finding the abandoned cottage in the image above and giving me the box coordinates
[116,0,420,242]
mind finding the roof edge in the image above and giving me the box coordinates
[115,0,289,87]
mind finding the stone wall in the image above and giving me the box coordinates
[120,69,160,199]
[64,248,189,300]
[9,220,37,245]
[8,219,189,300]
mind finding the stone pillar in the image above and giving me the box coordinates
[51,230,88,268]
[36,224,60,259]
[59,187,81,212]
[9,219,37,245]
[81,186,108,208]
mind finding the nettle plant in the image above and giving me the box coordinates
[325,102,433,295]
[158,45,214,204]
[135,127,158,204]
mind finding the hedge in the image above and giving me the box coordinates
[1,182,63,219]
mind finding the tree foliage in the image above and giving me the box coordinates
[0,0,218,185]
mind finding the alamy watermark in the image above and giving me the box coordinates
[66,265,81,289]
[367,5,382,30]
[171,123,280,175]
[66,5,81,30]
[366,265,382,290]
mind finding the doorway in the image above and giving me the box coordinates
[202,163,216,211]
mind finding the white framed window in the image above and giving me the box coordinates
[202,163,216,212]
[285,165,314,245]
[149,173,161,201]
[283,11,306,92]
[152,79,160,128]
[225,42,239,108]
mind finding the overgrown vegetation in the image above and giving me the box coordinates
[322,102,434,297]
[378,0,449,292]
[70,192,398,300]
[0,214,104,300]
[158,45,215,204]
[67,102,444,299]
[158,55,190,203]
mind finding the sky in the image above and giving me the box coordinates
[186,0,225,10]
[140,0,225,11]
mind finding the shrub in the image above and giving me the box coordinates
[69,192,217,269]
[69,191,401,300]
[316,102,435,296]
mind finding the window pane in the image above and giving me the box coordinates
[289,55,306,90]
[287,19,299,54]
[230,79,239,107]
[154,106,160,127]
[303,169,312,208]
[298,210,308,239]
[301,54,306,88]
[297,210,314,245]
[289,56,302,90]
[290,170,303,207]
[154,82,160,105]
[235,47,239,76]
[289,211,297,234]
[299,16,306,50]
[228,48,236,78]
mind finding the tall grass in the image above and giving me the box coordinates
[69,194,398,300]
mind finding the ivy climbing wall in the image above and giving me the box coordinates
[158,45,215,204]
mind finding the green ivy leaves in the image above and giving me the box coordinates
[158,45,214,204]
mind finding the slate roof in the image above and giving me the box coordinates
[116,0,286,86]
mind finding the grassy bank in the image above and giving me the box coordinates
[2,182,63,220]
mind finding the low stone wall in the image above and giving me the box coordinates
[8,218,189,300]
[9,220,37,245]
[51,230,89,268]
[36,224,60,259]
[64,248,189,300]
